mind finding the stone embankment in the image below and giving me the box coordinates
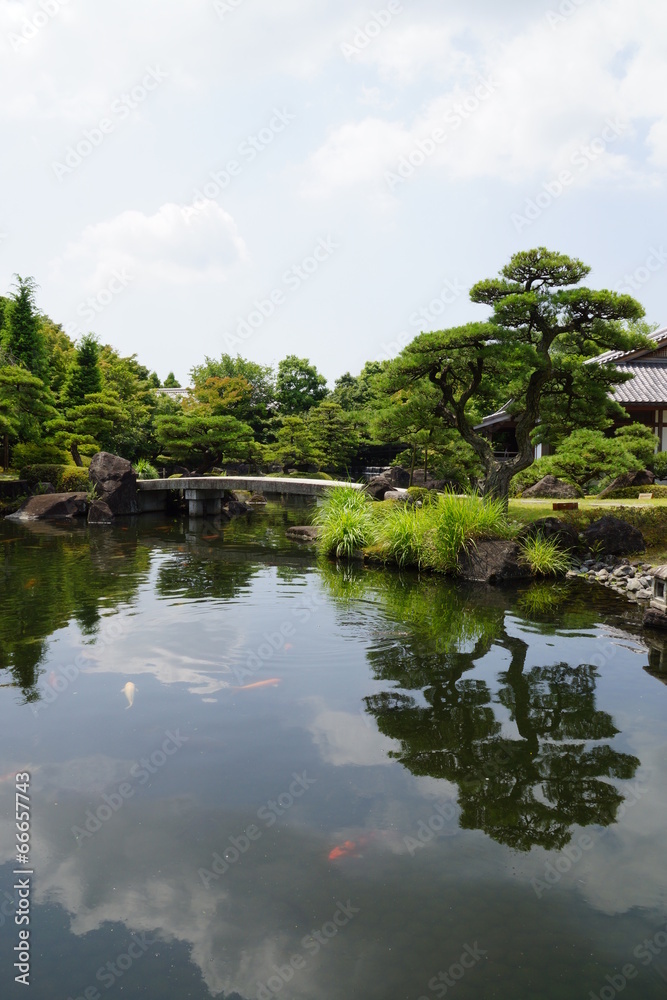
[566,556,655,602]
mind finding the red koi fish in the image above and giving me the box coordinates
[328,834,375,861]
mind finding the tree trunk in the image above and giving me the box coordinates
[71,442,83,467]
[409,445,416,486]
[3,433,8,472]
[424,447,428,480]
[480,461,515,508]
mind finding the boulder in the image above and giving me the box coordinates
[581,516,645,556]
[387,466,411,488]
[87,499,114,524]
[89,452,137,515]
[643,608,667,631]
[458,539,533,584]
[383,490,406,501]
[521,475,581,499]
[365,475,392,500]
[223,500,250,517]
[286,526,320,543]
[6,492,87,521]
[597,469,655,499]
[37,482,56,494]
[519,517,579,550]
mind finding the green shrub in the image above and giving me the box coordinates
[12,441,68,468]
[313,486,376,559]
[601,485,667,499]
[134,459,159,480]
[60,468,91,492]
[19,464,68,490]
[519,533,571,576]
[651,452,667,480]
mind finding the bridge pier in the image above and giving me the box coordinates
[184,489,226,517]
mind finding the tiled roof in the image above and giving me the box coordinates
[587,327,667,365]
[612,363,667,404]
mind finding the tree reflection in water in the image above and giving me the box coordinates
[321,564,640,852]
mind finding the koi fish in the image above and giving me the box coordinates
[234,678,281,691]
[328,834,375,861]
[24,578,37,589]
[202,534,219,541]
[122,681,137,708]
[47,671,58,688]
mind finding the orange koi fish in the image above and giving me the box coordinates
[328,834,375,861]
[235,678,281,691]
[24,579,37,589]
[202,534,219,541]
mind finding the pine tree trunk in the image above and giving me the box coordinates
[3,433,8,472]
[71,443,83,467]
[424,447,428,480]
[409,445,416,486]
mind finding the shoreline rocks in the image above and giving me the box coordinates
[6,492,87,521]
[566,554,655,602]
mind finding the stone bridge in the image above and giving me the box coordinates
[137,476,361,516]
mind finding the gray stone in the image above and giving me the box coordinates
[365,476,392,500]
[581,516,645,556]
[626,579,641,592]
[598,468,655,499]
[639,589,653,600]
[36,482,56,494]
[88,499,114,524]
[521,475,582,499]
[223,500,250,517]
[90,452,137,515]
[458,540,533,584]
[286,526,320,543]
[519,517,579,550]
[643,608,667,630]
[387,466,412,488]
[6,492,87,521]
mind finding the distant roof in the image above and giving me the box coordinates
[156,386,190,398]
[586,326,667,365]
[612,364,667,405]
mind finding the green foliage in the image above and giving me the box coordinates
[275,355,328,415]
[313,486,377,558]
[163,371,180,388]
[190,354,275,440]
[519,533,571,576]
[18,464,68,489]
[650,452,667,479]
[428,492,511,573]
[600,485,667,499]
[62,334,102,404]
[306,401,359,474]
[263,415,324,472]
[615,422,657,467]
[60,467,90,492]
[376,502,432,568]
[11,440,68,468]
[134,458,159,479]
[2,276,48,381]
[331,362,385,411]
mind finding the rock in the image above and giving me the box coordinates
[286,526,320,543]
[519,517,579,550]
[6,492,87,521]
[89,452,137,515]
[596,570,609,581]
[247,493,267,504]
[224,500,250,516]
[365,476,392,500]
[37,482,56,494]
[384,490,406,501]
[598,469,656,499]
[643,608,667,630]
[387,466,411,488]
[626,579,642,592]
[88,499,114,524]
[521,475,582,499]
[613,565,635,577]
[639,589,653,600]
[581,516,645,556]
[458,540,533,584]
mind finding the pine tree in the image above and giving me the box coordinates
[2,276,48,382]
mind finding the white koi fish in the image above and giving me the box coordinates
[122,681,137,709]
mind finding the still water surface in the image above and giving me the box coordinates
[1,503,667,999]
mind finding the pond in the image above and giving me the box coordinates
[1,502,667,1000]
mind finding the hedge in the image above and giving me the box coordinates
[598,485,667,500]
[18,464,90,492]
[59,468,91,492]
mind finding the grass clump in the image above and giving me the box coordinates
[134,458,159,480]
[313,485,377,559]
[519,532,571,576]
[429,491,511,573]
[376,502,431,568]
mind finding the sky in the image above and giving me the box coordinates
[1,0,666,387]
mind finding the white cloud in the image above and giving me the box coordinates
[49,201,248,292]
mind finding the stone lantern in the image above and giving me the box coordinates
[651,567,667,612]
